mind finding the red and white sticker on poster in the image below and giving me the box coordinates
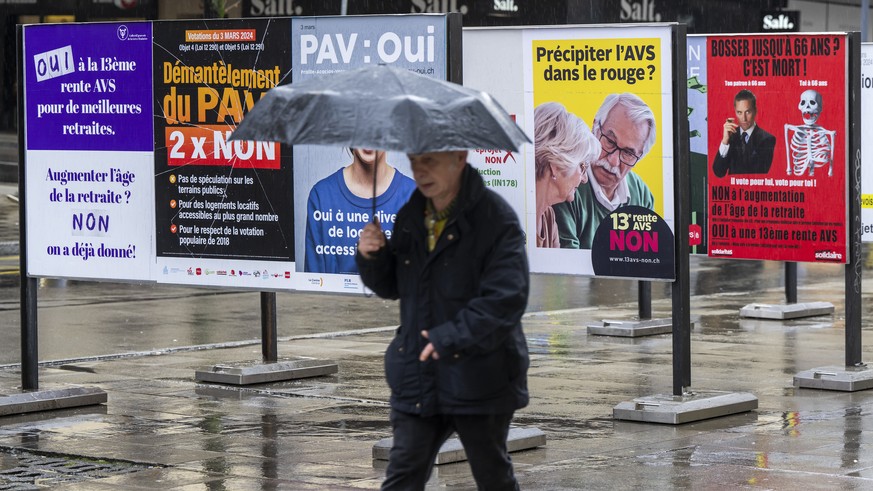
[706,34,848,263]
[165,125,280,169]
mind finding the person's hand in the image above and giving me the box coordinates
[722,117,738,145]
[419,330,440,362]
[357,220,386,259]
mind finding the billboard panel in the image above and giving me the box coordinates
[522,25,677,279]
[463,29,527,225]
[687,35,708,254]
[289,15,451,293]
[23,22,154,281]
[466,25,680,280]
[152,19,296,289]
[861,43,873,242]
[705,34,848,263]
[20,15,458,291]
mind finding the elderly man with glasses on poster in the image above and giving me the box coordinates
[553,93,657,249]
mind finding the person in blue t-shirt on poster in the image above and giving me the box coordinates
[304,148,416,274]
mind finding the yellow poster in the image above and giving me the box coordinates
[531,37,664,215]
[523,26,675,278]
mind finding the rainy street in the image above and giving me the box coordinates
[1,166,873,488]
[3,9,873,486]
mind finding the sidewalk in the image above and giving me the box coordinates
[0,181,18,256]
[0,132,18,184]
[0,268,871,489]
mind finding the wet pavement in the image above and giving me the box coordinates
[3,273,873,490]
[2,137,873,487]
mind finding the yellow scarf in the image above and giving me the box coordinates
[425,199,455,252]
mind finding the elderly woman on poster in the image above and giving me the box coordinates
[533,102,601,248]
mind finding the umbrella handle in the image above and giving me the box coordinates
[372,169,377,223]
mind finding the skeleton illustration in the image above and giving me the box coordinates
[784,90,835,176]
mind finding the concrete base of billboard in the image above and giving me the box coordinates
[194,358,338,385]
[0,386,107,416]
[613,390,758,425]
[372,427,546,465]
[794,365,873,391]
[739,301,834,320]
[587,318,675,337]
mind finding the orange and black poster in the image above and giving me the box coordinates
[153,19,294,287]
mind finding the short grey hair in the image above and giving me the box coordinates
[534,102,601,181]
[593,93,656,158]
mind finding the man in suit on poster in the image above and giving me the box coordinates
[712,89,776,177]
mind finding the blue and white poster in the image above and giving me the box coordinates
[23,22,155,281]
[290,15,451,293]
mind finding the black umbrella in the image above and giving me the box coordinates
[230,64,530,216]
[231,64,529,154]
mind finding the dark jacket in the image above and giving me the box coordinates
[712,125,776,177]
[356,164,530,416]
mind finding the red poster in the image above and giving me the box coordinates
[706,34,848,263]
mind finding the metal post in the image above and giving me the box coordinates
[671,25,691,395]
[261,292,278,363]
[785,262,797,304]
[863,0,870,43]
[17,26,37,390]
[845,33,863,367]
[637,281,652,320]
[21,278,37,391]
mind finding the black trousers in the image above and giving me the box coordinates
[381,409,519,491]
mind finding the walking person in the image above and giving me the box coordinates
[356,149,530,490]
